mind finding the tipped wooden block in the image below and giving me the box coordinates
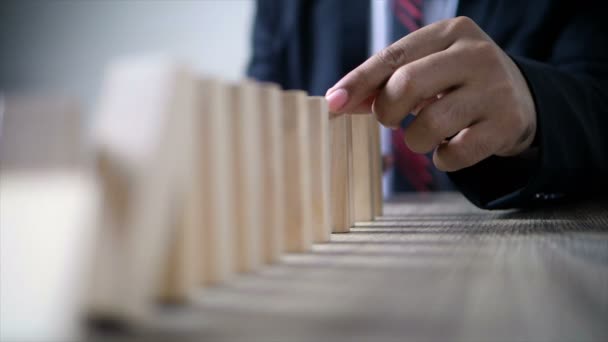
[350,115,374,222]
[199,79,235,285]
[228,83,263,272]
[87,59,202,323]
[259,84,286,263]
[330,114,353,233]
[307,97,332,243]
[369,117,383,218]
[282,91,313,252]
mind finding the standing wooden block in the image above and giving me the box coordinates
[282,91,313,252]
[228,83,263,272]
[259,84,285,263]
[350,115,374,222]
[87,59,202,322]
[307,97,332,243]
[198,79,235,286]
[369,116,384,218]
[330,114,353,233]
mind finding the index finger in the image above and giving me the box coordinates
[325,17,472,114]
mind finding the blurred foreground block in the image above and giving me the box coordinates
[88,59,202,323]
[0,95,97,342]
[259,84,286,263]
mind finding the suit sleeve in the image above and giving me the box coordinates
[448,5,608,209]
[246,0,284,83]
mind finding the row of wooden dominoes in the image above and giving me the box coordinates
[5,58,382,328]
[84,59,384,326]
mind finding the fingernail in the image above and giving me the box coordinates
[325,88,348,112]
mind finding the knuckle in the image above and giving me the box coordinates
[393,67,416,94]
[404,126,432,153]
[372,99,394,127]
[403,131,424,153]
[447,16,475,35]
[377,46,407,70]
[433,147,452,172]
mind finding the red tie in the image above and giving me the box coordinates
[390,0,433,192]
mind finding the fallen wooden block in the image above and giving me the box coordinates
[350,114,374,222]
[259,84,286,263]
[282,91,313,252]
[228,82,263,272]
[87,59,202,323]
[307,97,332,243]
[330,114,353,233]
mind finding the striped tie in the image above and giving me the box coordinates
[389,0,434,192]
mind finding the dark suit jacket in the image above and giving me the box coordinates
[247,0,608,209]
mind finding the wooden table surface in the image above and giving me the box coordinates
[95,192,608,342]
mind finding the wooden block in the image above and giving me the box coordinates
[199,79,235,285]
[228,83,263,272]
[0,96,96,341]
[87,59,202,323]
[330,114,353,233]
[307,97,332,243]
[0,171,98,342]
[282,91,313,252]
[259,84,285,263]
[350,115,374,222]
[0,96,83,171]
[369,117,384,218]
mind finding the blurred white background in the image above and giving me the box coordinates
[0,0,255,107]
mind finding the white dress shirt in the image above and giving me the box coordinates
[370,0,458,197]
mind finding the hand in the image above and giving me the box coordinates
[325,17,537,172]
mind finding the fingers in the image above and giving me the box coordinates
[433,121,501,172]
[372,45,471,127]
[403,87,479,154]
[326,16,480,113]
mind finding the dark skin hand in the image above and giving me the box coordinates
[326,17,537,172]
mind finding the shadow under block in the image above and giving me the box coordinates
[350,115,374,222]
[229,83,263,272]
[282,91,313,252]
[330,114,353,233]
[199,79,235,286]
[307,97,332,243]
[259,84,286,263]
[87,60,202,322]
[369,117,383,218]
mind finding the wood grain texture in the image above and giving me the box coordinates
[330,115,353,233]
[307,97,332,243]
[100,193,608,342]
[259,84,286,263]
[282,91,313,252]
[350,115,374,222]
[228,83,263,272]
[199,79,235,285]
[369,117,383,218]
